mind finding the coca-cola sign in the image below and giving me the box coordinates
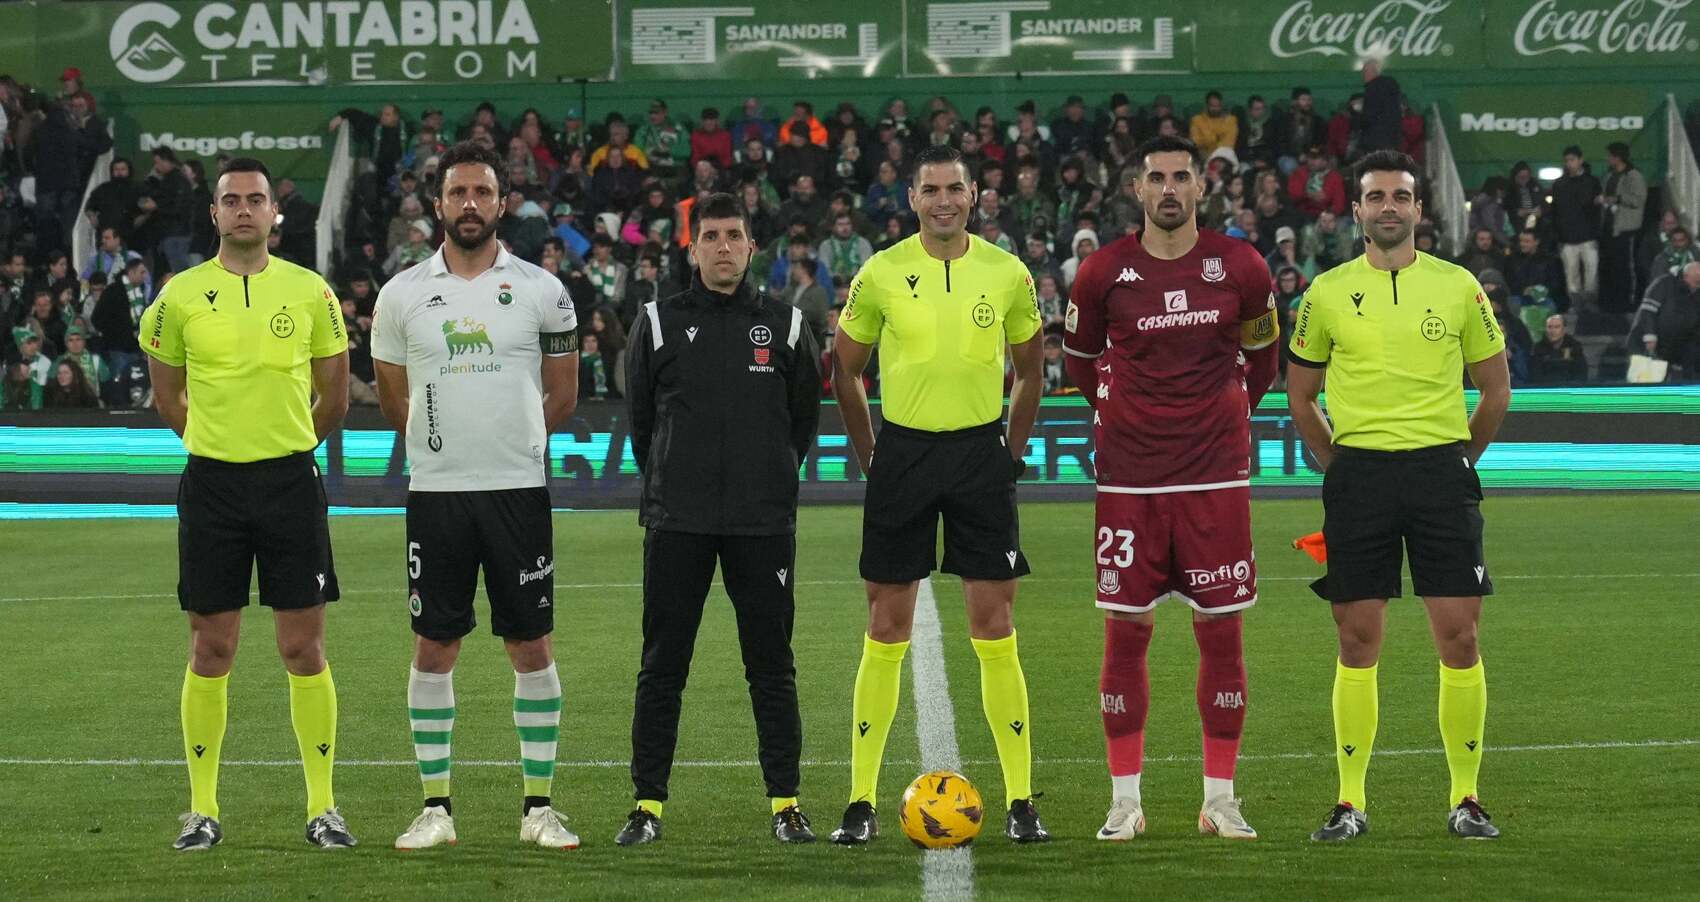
[1267,0,1457,58]
[1509,0,1699,57]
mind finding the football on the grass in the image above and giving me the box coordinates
[899,770,984,849]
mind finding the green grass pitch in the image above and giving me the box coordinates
[2,495,1697,900]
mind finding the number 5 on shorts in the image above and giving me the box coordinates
[409,541,422,579]
[1096,528,1135,568]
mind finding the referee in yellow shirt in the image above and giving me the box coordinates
[1286,150,1511,842]
[141,158,354,852]
[828,145,1048,845]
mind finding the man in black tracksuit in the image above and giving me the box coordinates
[617,193,823,846]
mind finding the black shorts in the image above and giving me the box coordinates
[406,488,554,641]
[1311,443,1493,603]
[177,451,339,613]
[860,420,1030,583]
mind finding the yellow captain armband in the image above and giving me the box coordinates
[1241,295,1280,350]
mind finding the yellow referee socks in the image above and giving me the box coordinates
[1332,660,1378,809]
[849,634,909,807]
[288,666,338,820]
[1438,659,1487,805]
[971,632,1033,807]
[181,666,229,820]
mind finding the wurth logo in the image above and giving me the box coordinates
[1101,693,1126,714]
[1117,267,1143,283]
[1213,691,1246,709]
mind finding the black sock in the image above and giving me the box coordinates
[523,795,550,815]
[425,796,452,816]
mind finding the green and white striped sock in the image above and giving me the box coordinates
[408,667,455,801]
[514,664,562,801]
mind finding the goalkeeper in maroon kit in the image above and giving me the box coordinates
[1063,135,1280,842]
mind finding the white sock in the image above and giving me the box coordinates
[1204,776,1234,802]
[1112,773,1141,805]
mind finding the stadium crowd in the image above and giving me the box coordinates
[3,64,1699,411]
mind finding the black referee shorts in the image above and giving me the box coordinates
[177,451,339,613]
[860,420,1030,583]
[406,488,554,642]
[1311,443,1494,603]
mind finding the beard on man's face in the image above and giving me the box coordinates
[447,213,498,250]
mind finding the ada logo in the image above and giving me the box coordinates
[1201,257,1225,282]
[972,301,996,328]
[750,324,773,346]
[442,318,494,358]
[269,311,296,338]
[1098,568,1121,595]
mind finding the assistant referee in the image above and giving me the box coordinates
[829,145,1049,845]
[142,158,354,852]
[1286,150,1511,843]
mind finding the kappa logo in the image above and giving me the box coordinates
[202,290,217,306]
[776,568,788,585]
[686,326,699,342]
[1202,257,1225,282]
[1164,290,1188,312]
[905,274,920,291]
[1098,568,1121,595]
[1006,550,1019,569]
[1474,565,1486,584]
[1116,267,1143,283]
[1234,585,1251,599]
[1096,381,1110,400]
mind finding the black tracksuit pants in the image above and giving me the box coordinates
[631,528,801,802]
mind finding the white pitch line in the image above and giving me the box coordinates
[5,572,1697,605]
[0,738,1691,770]
[910,577,975,902]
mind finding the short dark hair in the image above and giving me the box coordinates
[1607,141,1631,161]
[1248,94,1265,105]
[217,157,274,195]
[1133,135,1203,173]
[1291,86,1311,99]
[1351,149,1422,197]
[1205,90,1223,102]
[1563,144,1584,158]
[911,144,970,184]
[434,140,507,198]
[794,100,813,115]
[152,146,179,164]
[691,192,748,240]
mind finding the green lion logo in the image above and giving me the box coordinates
[442,318,494,358]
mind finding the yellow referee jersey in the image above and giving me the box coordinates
[1288,252,1505,451]
[140,257,346,462]
[839,234,1041,432]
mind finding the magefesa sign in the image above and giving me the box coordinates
[105,0,559,87]
[1494,0,1700,66]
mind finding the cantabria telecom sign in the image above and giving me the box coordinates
[107,0,561,86]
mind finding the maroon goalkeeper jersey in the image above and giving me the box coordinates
[1063,229,1276,492]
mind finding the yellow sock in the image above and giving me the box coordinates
[771,796,799,815]
[181,666,228,820]
[1332,660,1378,809]
[637,799,663,817]
[1438,659,1487,805]
[288,666,338,820]
[849,634,908,807]
[971,632,1032,807]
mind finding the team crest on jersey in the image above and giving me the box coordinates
[497,283,514,306]
[1065,301,1079,333]
[750,325,773,346]
[1098,568,1121,595]
[1202,257,1225,282]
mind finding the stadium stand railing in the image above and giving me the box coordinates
[1665,94,1700,236]
[1425,102,1468,259]
[315,121,354,277]
[71,119,116,279]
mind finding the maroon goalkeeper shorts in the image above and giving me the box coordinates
[1093,485,1257,614]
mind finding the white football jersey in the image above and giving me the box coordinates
[370,246,577,491]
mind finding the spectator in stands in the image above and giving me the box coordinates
[737,181,778,250]
[0,182,23,257]
[818,213,872,283]
[55,325,106,393]
[636,99,687,180]
[3,356,42,410]
[386,195,427,256]
[780,101,828,148]
[768,233,831,294]
[553,106,586,156]
[1023,232,1063,287]
[1054,157,1102,228]
[502,192,550,262]
[44,357,99,408]
[1052,95,1100,159]
[737,138,781,204]
[1101,168,1143,240]
[864,160,910,232]
[1507,229,1569,312]
[620,253,665,331]
[1190,91,1238,157]
[1631,263,1700,379]
[578,333,610,399]
[1237,95,1279,171]
[457,101,508,148]
[588,306,627,396]
[1060,228,1098,290]
[1487,283,1532,383]
[92,253,149,405]
[1035,273,1066,330]
[831,131,870,196]
[1508,162,1543,232]
[1327,93,1362,161]
[84,158,136,243]
[1399,97,1426,164]
[1529,315,1589,384]
[731,97,778,148]
[776,174,828,234]
[183,160,217,264]
[385,219,434,277]
[1010,163,1056,245]
[1300,209,1355,275]
[143,147,191,272]
[874,215,907,253]
[1650,226,1698,281]
[509,159,551,206]
[1104,115,1138,175]
[1358,59,1402,155]
[1600,142,1648,313]
[1252,193,1298,254]
[517,117,558,177]
[1041,333,1071,395]
[330,103,408,186]
[585,234,628,309]
[32,92,110,254]
[1551,145,1603,310]
[590,115,649,172]
[24,287,65,357]
[81,226,125,282]
[1469,177,1511,244]
[590,146,643,213]
[827,102,869,151]
[784,252,830,347]
[1460,229,1509,279]
[0,251,23,320]
[773,128,829,200]
[1287,145,1346,218]
[344,269,377,317]
[1280,87,1322,173]
[691,107,734,172]
[272,179,317,265]
[337,296,377,406]
[1265,226,1310,282]
[975,188,1018,244]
